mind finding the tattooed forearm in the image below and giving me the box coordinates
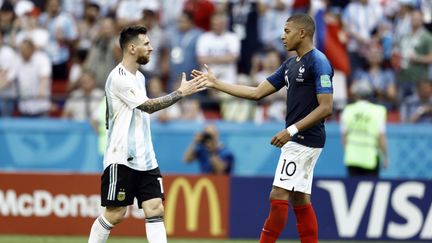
[137,90,183,113]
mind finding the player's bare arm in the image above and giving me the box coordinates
[193,64,276,100]
[295,93,333,131]
[137,73,206,114]
[270,93,333,148]
[137,90,183,113]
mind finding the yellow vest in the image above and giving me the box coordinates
[341,101,387,169]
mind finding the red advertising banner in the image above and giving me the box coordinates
[0,173,229,238]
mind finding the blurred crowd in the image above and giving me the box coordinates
[0,0,431,124]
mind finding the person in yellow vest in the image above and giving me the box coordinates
[341,80,389,177]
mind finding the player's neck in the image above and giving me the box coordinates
[121,58,139,74]
[295,43,314,61]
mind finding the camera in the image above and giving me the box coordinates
[200,132,213,144]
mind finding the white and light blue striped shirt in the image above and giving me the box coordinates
[103,64,158,171]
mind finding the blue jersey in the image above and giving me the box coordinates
[267,49,333,148]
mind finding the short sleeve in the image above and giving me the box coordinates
[313,55,333,94]
[112,75,148,109]
[267,60,288,91]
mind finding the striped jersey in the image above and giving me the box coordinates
[103,64,158,171]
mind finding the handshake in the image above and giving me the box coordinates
[176,64,217,97]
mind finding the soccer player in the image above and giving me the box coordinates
[193,14,333,243]
[88,26,206,243]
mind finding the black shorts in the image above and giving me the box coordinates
[101,164,164,208]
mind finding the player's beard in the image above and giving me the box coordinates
[137,55,150,65]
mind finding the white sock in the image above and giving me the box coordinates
[145,216,167,243]
[88,214,114,243]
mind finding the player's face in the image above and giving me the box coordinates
[133,34,153,65]
[281,21,302,52]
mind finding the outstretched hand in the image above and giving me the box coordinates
[191,64,217,88]
[177,72,207,97]
[270,129,291,148]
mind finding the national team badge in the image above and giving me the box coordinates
[320,75,332,87]
[117,190,126,201]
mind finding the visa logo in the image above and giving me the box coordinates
[316,180,432,240]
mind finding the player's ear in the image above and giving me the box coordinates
[129,43,136,54]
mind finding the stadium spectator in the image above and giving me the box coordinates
[183,0,215,31]
[196,13,240,112]
[395,9,432,99]
[250,49,286,122]
[12,5,49,51]
[183,123,234,174]
[400,80,432,123]
[342,0,383,75]
[258,0,293,56]
[87,25,206,243]
[76,2,101,58]
[194,13,333,243]
[315,3,349,113]
[83,17,121,89]
[39,0,78,80]
[115,0,159,28]
[227,0,261,74]
[341,80,389,177]
[351,43,397,109]
[166,11,202,92]
[62,70,103,121]
[0,30,18,116]
[220,74,256,122]
[16,39,52,117]
[138,7,169,78]
[0,1,16,44]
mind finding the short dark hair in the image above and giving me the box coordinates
[119,26,148,50]
[286,13,315,37]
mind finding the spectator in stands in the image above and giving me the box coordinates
[315,3,350,113]
[0,30,18,116]
[197,13,240,112]
[138,7,169,78]
[183,0,215,31]
[12,5,49,51]
[395,9,432,99]
[227,0,261,74]
[258,0,292,56]
[116,0,159,28]
[16,39,52,117]
[39,0,78,80]
[0,1,16,44]
[400,80,432,123]
[62,70,104,121]
[341,80,389,177]
[166,11,202,92]
[351,43,397,109]
[220,74,256,122]
[184,124,234,174]
[250,49,285,122]
[76,2,101,58]
[84,17,121,89]
[342,0,383,75]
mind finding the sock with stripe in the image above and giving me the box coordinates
[293,203,318,243]
[88,214,113,243]
[145,216,167,243]
[259,200,289,243]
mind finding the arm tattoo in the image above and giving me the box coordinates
[137,90,183,113]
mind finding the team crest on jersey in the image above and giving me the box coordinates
[296,65,305,82]
[117,190,126,201]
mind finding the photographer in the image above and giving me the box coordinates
[183,124,234,174]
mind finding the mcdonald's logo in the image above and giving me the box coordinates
[165,176,229,237]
